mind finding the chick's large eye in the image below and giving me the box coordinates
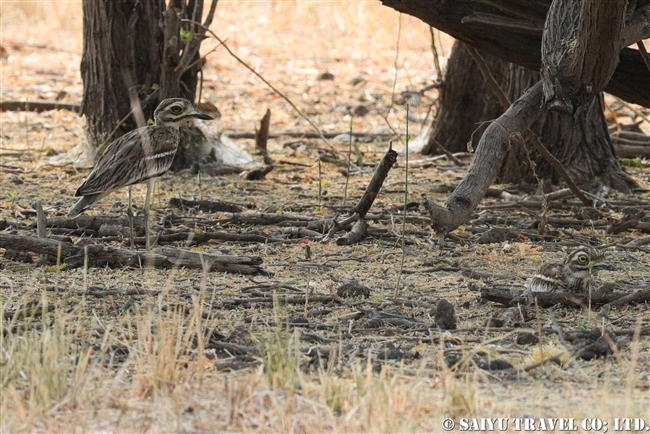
[170,105,183,114]
[578,254,589,264]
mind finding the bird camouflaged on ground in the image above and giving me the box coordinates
[68,98,213,218]
[526,246,609,293]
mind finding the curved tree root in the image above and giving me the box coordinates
[424,81,544,235]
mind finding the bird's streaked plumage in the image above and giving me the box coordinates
[526,246,606,293]
[68,98,212,218]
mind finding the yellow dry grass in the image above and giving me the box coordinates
[2,1,650,433]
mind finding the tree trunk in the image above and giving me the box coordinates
[427,41,637,192]
[422,41,505,155]
[80,0,165,148]
[380,0,650,108]
[81,0,218,169]
[415,0,641,235]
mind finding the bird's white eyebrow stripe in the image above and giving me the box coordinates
[144,150,175,160]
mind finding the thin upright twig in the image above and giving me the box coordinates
[429,26,443,80]
[636,41,650,73]
[395,105,409,298]
[344,116,353,205]
[390,13,403,108]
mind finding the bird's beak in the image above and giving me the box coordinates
[191,111,214,120]
[592,263,617,271]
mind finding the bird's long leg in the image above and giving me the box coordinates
[144,179,155,251]
[127,186,135,249]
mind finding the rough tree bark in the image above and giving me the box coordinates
[80,0,165,147]
[80,0,218,169]
[391,0,649,235]
[381,0,650,107]
[421,41,505,156]
[427,41,636,192]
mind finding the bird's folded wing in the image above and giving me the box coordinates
[75,128,179,196]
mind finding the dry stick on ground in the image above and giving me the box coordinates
[352,144,399,218]
[80,287,161,297]
[220,294,341,307]
[169,198,243,213]
[135,231,287,246]
[183,19,336,154]
[432,139,465,166]
[625,236,650,247]
[225,130,394,141]
[466,47,591,206]
[0,100,80,113]
[480,286,649,309]
[326,144,399,243]
[336,219,368,245]
[605,288,650,309]
[612,94,650,125]
[0,233,267,274]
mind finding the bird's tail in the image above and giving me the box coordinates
[68,194,101,218]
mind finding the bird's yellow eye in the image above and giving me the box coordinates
[578,254,589,264]
[170,105,183,114]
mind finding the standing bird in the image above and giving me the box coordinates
[68,98,213,247]
[526,246,608,293]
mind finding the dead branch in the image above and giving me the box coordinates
[621,4,650,47]
[155,246,267,275]
[206,340,260,356]
[466,46,591,206]
[3,303,52,320]
[461,12,543,34]
[352,145,398,218]
[169,198,244,213]
[225,130,394,141]
[336,219,368,245]
[606,288,650,309]
[83,287,161,297]
[480,286,648,309]
[0,100,80,113]
[423,81,545,234]
[0,233,267,274]
[221,294,341,307]
[134,230,287,246]
[34,200,46,239]
[323,145,398,243]
[613,144,650,159]
[381,0,650,108]
[44,215,146,232]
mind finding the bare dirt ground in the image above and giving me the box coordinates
[2,2,650,433]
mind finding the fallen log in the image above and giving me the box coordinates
[169,198,244,213]
[480,286,650,308]
[0,100,80,113]
[155,246,268,275]
[0,233,267,275]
